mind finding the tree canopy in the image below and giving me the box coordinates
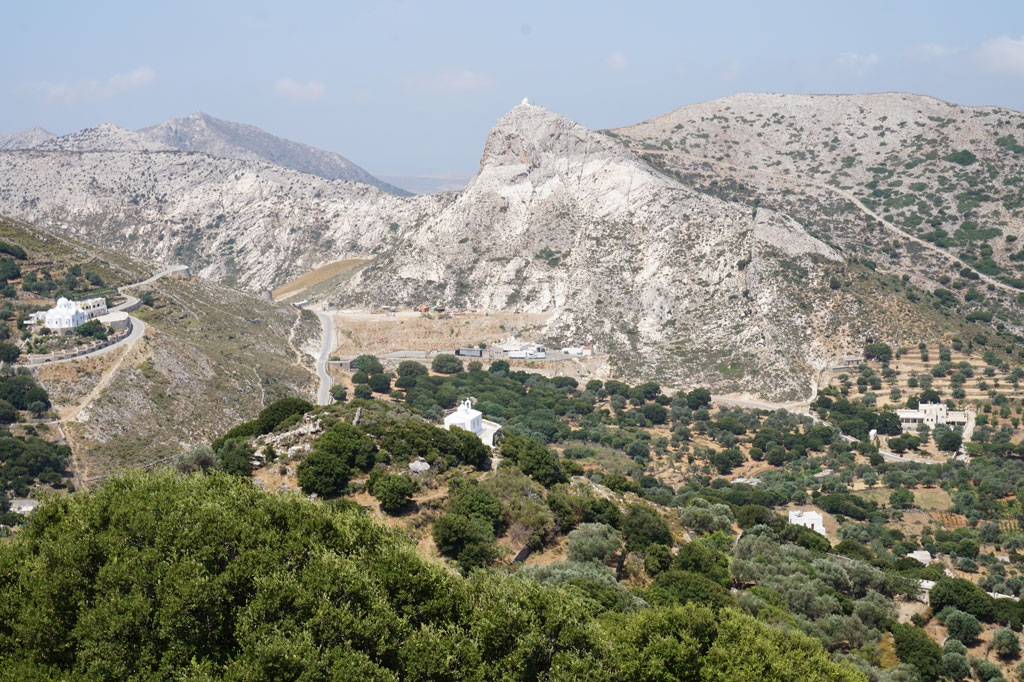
[0,471,868,682]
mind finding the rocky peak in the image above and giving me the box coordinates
[479,100,623,173]
[0,126,57,150]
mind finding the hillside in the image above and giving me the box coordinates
[338,102,999,399]
[0,216,317,482]
[613,93,1024,330]
[138,111,410,195]
[1,95,1023,398]
[0,470,864,681]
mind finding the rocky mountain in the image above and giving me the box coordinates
[338,101,985,398]
[0,126,55,150]
[0,94,1020,398]
[34,123,175,152]
[613,93,1024,313]
[0,149,446,290]
[138,112,409,195]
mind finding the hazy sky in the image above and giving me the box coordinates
[3,0,1024,177]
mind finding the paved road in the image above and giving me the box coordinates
[43,316,147,365]
[315,312,334,405]
[122,264,190,290]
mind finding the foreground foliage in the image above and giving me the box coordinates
[0,472,865,681]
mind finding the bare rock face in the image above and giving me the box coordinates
[138,112,409,195]
[342,102,845,398]
[0,126,56,150]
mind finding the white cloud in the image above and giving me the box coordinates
[31,67,155,104]
[273,77,327,101]
[720,60,741,81]
[978,35,1024,74]
[404,68,494,94]
[603,52,629,73]
[911,43,957,61]
[836,52,879,75]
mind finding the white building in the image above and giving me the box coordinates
[501,338,547,359]
[43,298,88,332]
[10,498,40,515]
[443,399,503,448]
[77,297,108,320]
[788,509,827,537]
[97,311,130,331]
[896,403,967,431]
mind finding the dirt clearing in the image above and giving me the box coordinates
[272,258,366,301]
[329,310,553,357]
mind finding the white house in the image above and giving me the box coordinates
[10,498,40,515]
[788,509,827,537]
[443,399,503,448]
[896,403,967,431]
[77,297,108,320]
[43,298,88,332]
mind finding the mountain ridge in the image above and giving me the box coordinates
[137,111,409,195]
[1,93,1021,397]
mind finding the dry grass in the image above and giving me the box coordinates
[329,310,553,357]
[272,258,366,301]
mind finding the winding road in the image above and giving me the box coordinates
[315,311,334,405]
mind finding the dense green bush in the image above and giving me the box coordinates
[930,577,995,621]
[622,505,672,553]
[566,522,621,564]
[499,434,566,487]
[351,354,384,374]
[0,471,871,681]
[891,622,943,681]
[297,422,379,497]
[431,354,463,374]
[368,471,419,513]
[254,396,314,435]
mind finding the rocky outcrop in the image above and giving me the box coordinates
[0,150,446,290]
[339,102,847,398]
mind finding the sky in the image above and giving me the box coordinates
[3,0,1024,179]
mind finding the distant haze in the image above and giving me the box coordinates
[2,0,1023,175]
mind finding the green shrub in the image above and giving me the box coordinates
[566,522,621,564]
[431,354,463,374]
[254,397,313,435]
[368,472,419,513]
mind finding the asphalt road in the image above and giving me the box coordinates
[43,316,147,365]
[315,312,334,405]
